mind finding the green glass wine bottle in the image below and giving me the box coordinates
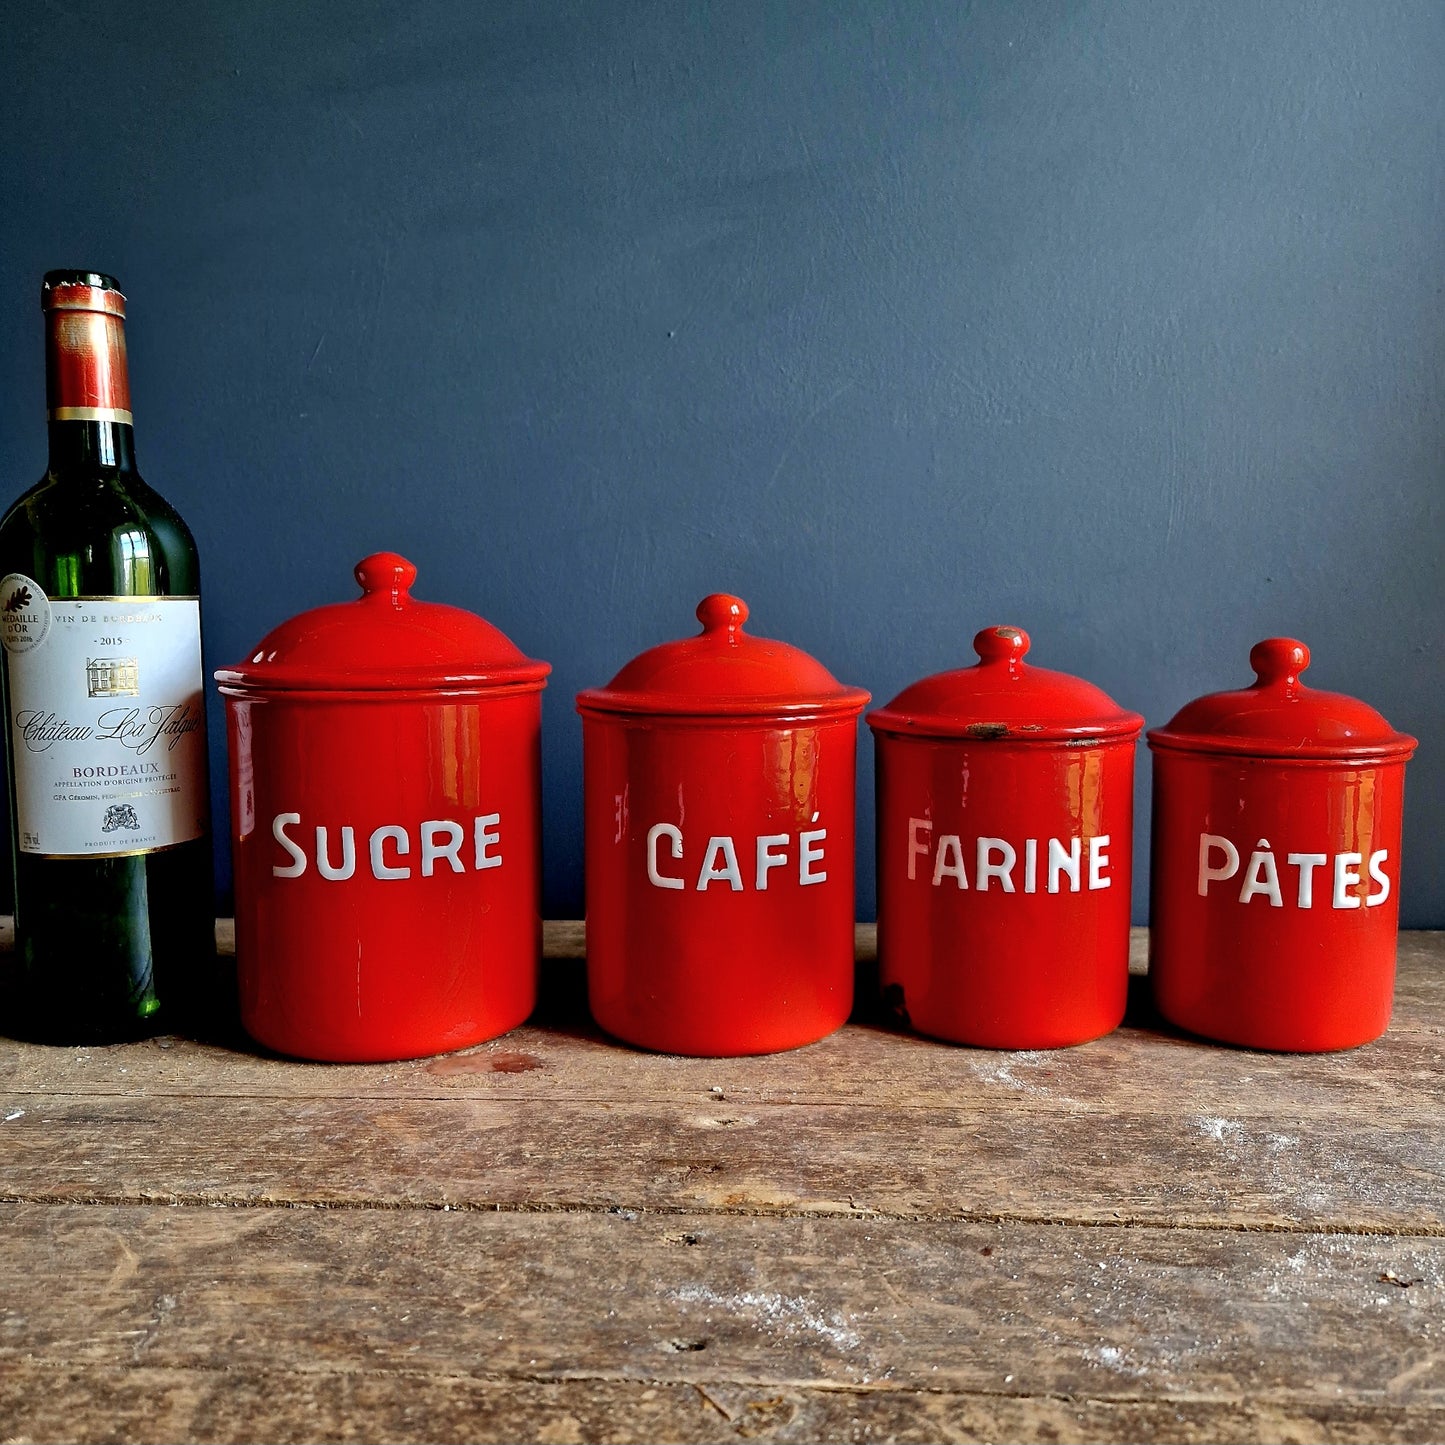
[0,271,217,1043]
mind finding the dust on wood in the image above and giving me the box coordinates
[1,1205,1442,1407]
[2,1365,1441,1444]
[1,928,1443,1444]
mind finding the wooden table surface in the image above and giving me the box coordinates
[1,923,1442,1445]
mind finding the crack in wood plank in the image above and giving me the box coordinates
[4,1351,1429,1409]
[3,1189,1445,1237]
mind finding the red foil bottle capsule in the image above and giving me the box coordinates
[1148,638,1417,1052]
[868,627,1143,1049]
[215,553,550,1062]
[577,594,869,1056]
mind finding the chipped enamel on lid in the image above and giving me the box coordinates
[576,593,870,720]
[215,552,551,695]
[867,626,1143,743]
[1148,637,1416,763]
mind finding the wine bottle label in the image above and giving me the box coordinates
[1,575,208,858]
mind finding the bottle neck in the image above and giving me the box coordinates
[43,296,136,475]
[47,418,136,473]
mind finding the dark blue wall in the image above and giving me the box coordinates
[1,1,1441,924]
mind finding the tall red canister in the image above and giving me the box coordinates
[868,626,1143,1049]
[216,552,550,1062]
[577,594,869,1056]
[1149,637,1417,1052]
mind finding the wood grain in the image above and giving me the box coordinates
[2,931,1440,1113]
[0,938,1440,1233]
[3,1000,1441,1112]
[1,929,1442,1443]
[1,1206,1442,1406]
[5,1367,1443,1445]
[1,1086,1442,1232]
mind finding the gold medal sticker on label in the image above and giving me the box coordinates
[48,406,135,424]
[0,572,52,656]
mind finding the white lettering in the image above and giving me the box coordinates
[1194,833,1397,911]
[1048,837,1080,894]
[799,828,827,885]
[474,813,502,870]
[1288,852,1327,908]
[756,833,789,890]
[1198,833,1240,896]
[370,824,411,880]
[1333,852,1363,909]
[907,829,1122,896]
[647,822,684,889]
[422,820,465,876]
[697,835,743,891]
[272,812,306,878]
[269,813,505,881]
[1088,834,1111,890]
[1366,849,1391,907]
[315,825,356,881]
[644,822,834,892]
[933,834,967,888]
[907,817,932,882]
[1238,841,1283,906]
[977,837,1016,892]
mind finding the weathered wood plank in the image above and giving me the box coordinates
[2,934,1440,1119]
[0,930,1441,1443]
[2,1003,1442,1120]
[1,1206,1442,1410]
[4,934,1443,1232]
[2,1367,1443,1445]
[0,1084,1442,1231]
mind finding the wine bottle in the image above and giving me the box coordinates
[0,271,216,1043]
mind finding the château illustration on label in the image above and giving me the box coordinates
[0,271,216,1042]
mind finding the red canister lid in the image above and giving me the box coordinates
[867,625,1142,742]
[214,552,551,695]
[1147,637,1416,762]
[576,592,869,719]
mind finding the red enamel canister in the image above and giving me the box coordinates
[577,594,869,1056]
[1149,638,1417,1052]
[868,626,1143,1049]
[216,552,550,1062]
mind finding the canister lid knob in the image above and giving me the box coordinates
[696,593,749,636]
[973,625,1030,670]
[355,552,417,606]
[1249,637,1309,689]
